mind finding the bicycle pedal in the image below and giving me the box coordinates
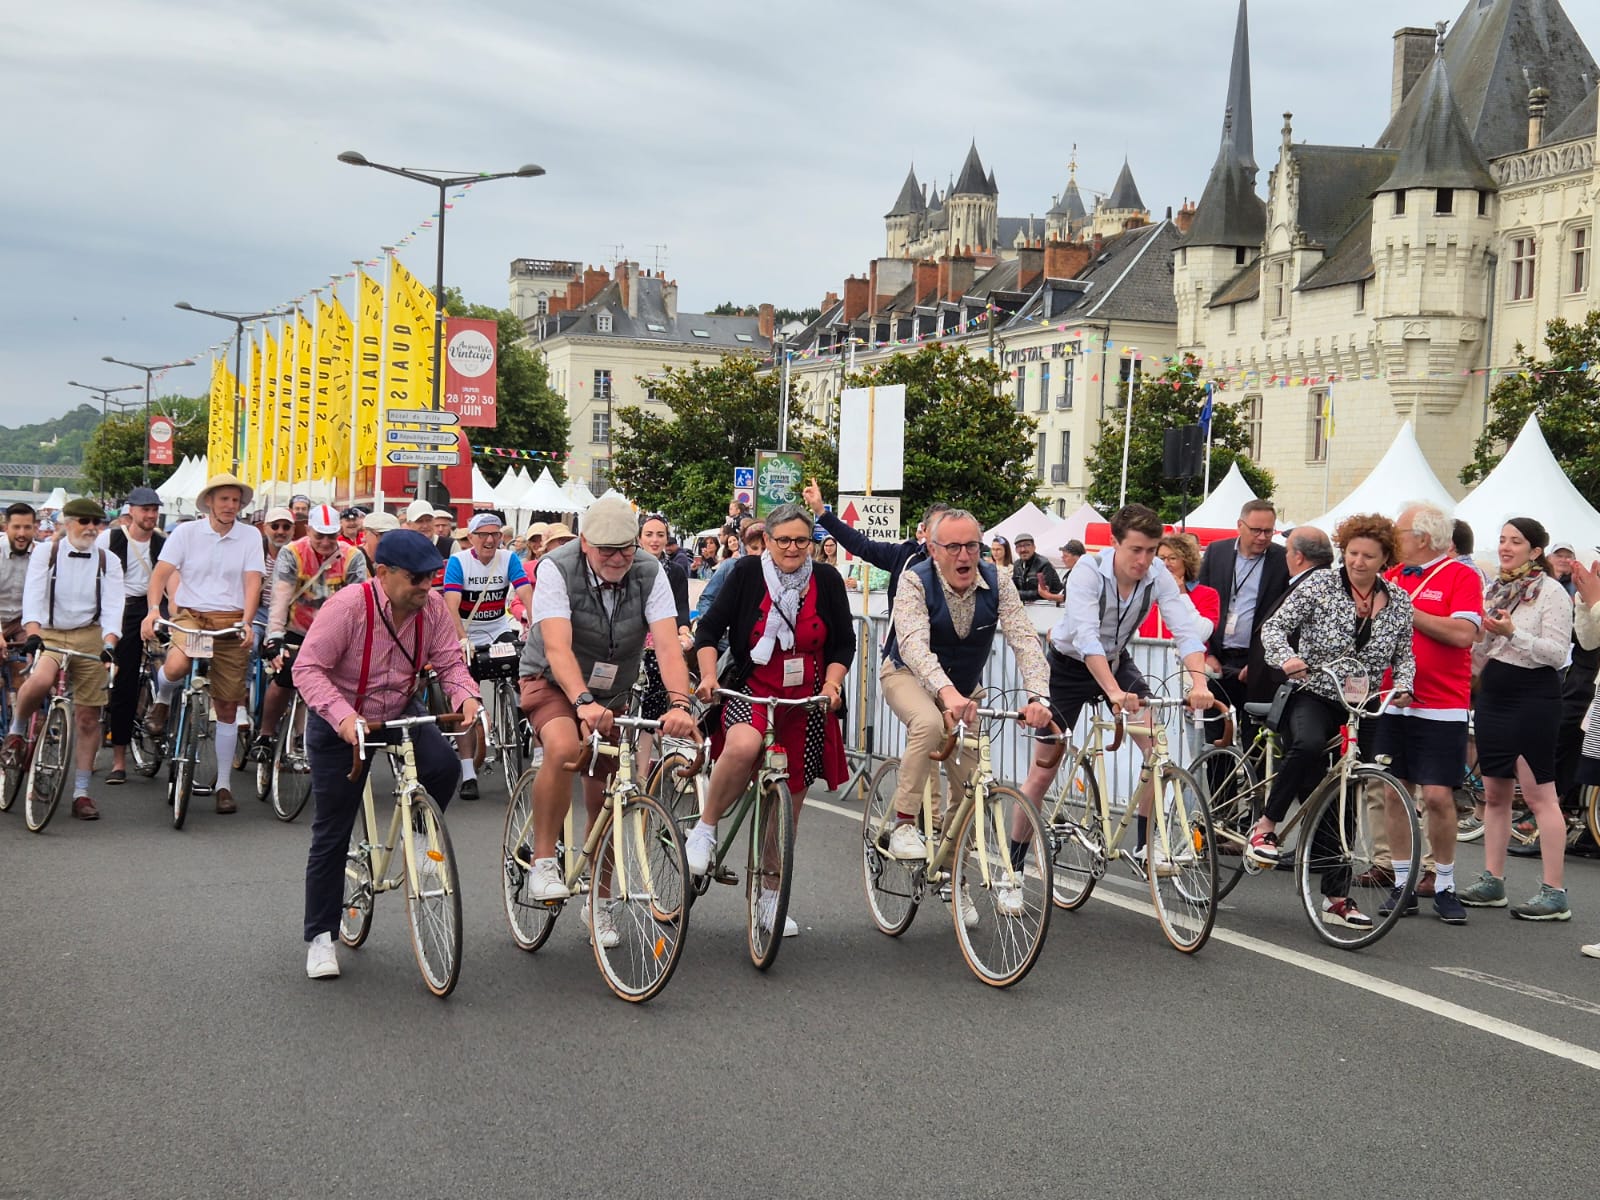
[713,866,739,886]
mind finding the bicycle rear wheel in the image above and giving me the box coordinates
[25,704,72,832]
[1041,752,1101,910]
[861,759,920,936]
[404,790,462,997]
[340,808,375,948]
[271,697,312,822]
[1582,785,1599,847]
[952,786,1051,988]
[192,702,218,796]
[129,679,165,777]
[1298,766,1418,950]
[501,766,558,951]
[647,749,702,830]
[1147,765,1218,953]
[747,781,794,970]
[590,793,689,1003]
[1190,744,1256,902]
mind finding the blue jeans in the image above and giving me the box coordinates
[302,704,460,942]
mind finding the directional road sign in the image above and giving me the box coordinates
[837,495,901,536]
[386,449,460,466]
[384,408,460,426]
[385,429,459,446]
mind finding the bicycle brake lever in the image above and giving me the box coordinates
[355,720,368,762]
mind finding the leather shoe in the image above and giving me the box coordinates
[145,702,169,736]
[1355,864,1395,889]
[72,795,100,820]
[215,788,237,815]
[1413,869,1437,897]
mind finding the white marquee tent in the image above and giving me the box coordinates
[1455,413,1600,551]
[563,478,597,511]
[1306,422,1456,531]
[517,468,578,514]
[1182,462,1258,529]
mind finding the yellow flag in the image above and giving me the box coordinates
[242,339,265,485]
[294,313,315,482]
[276,326,295,481]
[315,297,353,481]
[207,359,235,474]
[387,258,437,413]
[356,272,383,470]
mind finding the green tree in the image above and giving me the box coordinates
[610,356,816,530]
[1084,355,1273,521]
[1461,312,1600,503]
[445,290,569,482]
[81,395,209,501]
[801,343,1040,531]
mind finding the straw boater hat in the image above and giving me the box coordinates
[195,472,254,513]
[542,522,576,548]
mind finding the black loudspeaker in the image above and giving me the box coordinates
[1163,424,1204,479]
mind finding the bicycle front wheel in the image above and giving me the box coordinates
[494,681,524,797]
[271,698,312,822]
[1041,751,1101,910]
[1,711,36,812]
[747,781,794,970]
[129,679,165,777]
[861,759,919,936]
[952,786,1051,988]
[167,693,204,829]
[590,793,689,1003]
[1147,765,1218,953]
[647,749,702,830]
[1583,784,1599,847]
[340,809,375,948]
[1298,766,1418,950]
[1190,744,1256,902]
[25,704,72,832]
[404,790,462,998]
[501,766,557,952]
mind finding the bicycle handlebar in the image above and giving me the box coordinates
[156,619,248,639]
[713,688,832,711]
[33,643,117,686]
[561,715,702,773]
[347,711,469,780]
[930,709,1065,772]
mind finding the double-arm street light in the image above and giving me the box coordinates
[336,150,545,502]
[175,301,295,473]
[68,380,142,501]
[101,356,196,484]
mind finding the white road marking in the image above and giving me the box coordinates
[1433,967,1600,1018]
[807,797,1600,1073]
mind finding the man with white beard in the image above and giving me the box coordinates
[5,498,124,819]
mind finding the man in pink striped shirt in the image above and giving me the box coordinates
[293,529,481,980]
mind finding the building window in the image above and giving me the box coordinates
[1354,279,1367,313]
[536,294,549,316]
[591,457,611,492]
[1243,394,1262,462]
[1117,357,1134,407]
[1038,362,1050,411]
[1307,389,1329,464]
[1510,237,1537,301]
[1058,359,1075,409]
[591,410,610,444]
[1036,432,1047,478]
[596,311,613,333]
[1272,262,1287,319]
[1227,304,1238,333]
[1477,190,1490,217]
[1394,191,1407,216]
[1435,188,1453,215]
[1235,247,1247,266]
[1571,228,1590,294]
[593,368,612,399]
[1015,367,1027,412]
[1059,431,1071,481]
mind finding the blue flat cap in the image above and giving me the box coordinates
[126,486,162,507]
[374,529,444,574]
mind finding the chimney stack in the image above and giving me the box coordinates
[1391,27,1436,116]
[662,278,678,320]
[943,255,975,303]
[1017,244,1044,292]
[842,275,870,322]
[757,303,775,340]
[913,259,938,303]
[583,264,610,300]
[1173,198,1198,236]
[1527,86,1551,148]
[1043,239,1093,281]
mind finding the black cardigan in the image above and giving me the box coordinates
[692,555,856,679]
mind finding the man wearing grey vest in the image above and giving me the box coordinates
[517,494,697,910]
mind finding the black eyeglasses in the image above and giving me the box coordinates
[935,540,982,556]
[268,522,292,531]
[769,535,811,549]
[1241,523,1275,537]
[594,543,635,560]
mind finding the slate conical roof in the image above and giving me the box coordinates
[1375,52,1498,194]
[1106,159,1145,211]
[886,165,925,218]
[1184,0,1266,249]
[952,142,996,196]
[1546,83,1597,143]
[1048,178,1087,222]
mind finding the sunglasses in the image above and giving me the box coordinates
[404,569,434,586]
[74,516,106,527]
[268,522,292,531]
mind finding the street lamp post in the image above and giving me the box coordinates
[67,381,141,502]
[337,150,544,503]
[101,357,195,485]
[174,301,294,474]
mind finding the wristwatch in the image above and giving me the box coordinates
[574,691,596,707]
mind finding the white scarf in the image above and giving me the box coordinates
[751,549,812,665]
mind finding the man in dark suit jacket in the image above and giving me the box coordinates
[1195,499,1290,723]
[1244,526,1335,703]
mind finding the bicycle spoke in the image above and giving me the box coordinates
[591,795,688,1002]
[952,786,1051,987]
[1147,765,1217,953]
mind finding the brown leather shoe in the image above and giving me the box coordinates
[1413,869,1437,897]
[1355,864,1395,888]
[1,732,25,770]
[215,788,236,815]
[72,795,100,820]
[145,702,169,736]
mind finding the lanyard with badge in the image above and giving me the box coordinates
[1225,551,1264,640]
[583,561,622,693]
[765,597,808,687]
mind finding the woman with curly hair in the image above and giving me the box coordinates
[1250,513,1416,930]
[1459,517,1575,920]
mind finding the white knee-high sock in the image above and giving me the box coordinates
[213,721,237,794]
[156,667,182,704]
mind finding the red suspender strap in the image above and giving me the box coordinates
[356,582,377,715]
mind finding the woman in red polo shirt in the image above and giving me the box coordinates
[1140,533,1220,640]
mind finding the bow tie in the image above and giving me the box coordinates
[1400,565,1425,578]
[67,550,92,559]
[597,580,625,592]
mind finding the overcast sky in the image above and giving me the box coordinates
[2,0,1595,429]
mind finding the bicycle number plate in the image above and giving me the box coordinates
[489,641,517,659]
[183,631,216,659]
[1341,675,1368,705]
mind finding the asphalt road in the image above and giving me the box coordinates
[5,759,1600,1200]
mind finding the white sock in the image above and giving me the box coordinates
[156,667,182,704]
[75,769,91,794]
[534,856,558,872]
[459,758,476,781]
[8,716,23,736]
[1393,861,1411,889]
[1435,861,1455,893]
[213,722,237,793]
[692,819,716,842]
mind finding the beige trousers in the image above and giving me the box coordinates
[880,664,977,821]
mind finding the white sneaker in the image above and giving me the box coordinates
[956,884,980,928]
[582,904,620,948]
[526,857,570,902]
[994,882,1026,918]
[685,824,717,876]
[305,932,339,979]
[756,889,800,937]
[1580,942,1600,960]
[887,822,925,860]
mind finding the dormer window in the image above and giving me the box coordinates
[596,311,613,333]
[1435,189,1453,215]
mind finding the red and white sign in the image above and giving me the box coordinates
[443,317,498,428]
[147,414,175,466]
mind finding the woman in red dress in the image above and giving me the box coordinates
[691,503,855,938]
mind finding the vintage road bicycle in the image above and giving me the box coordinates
[154,619,238,829]
[6,644,114,832]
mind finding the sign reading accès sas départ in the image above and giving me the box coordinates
[836,495,901,536]
[443,317,498,428]
[147,414,175,466]
[753,451,803,519]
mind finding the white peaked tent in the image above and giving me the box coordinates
[1053,502,1102,545]
[984,502,1054,550]
[518,467,577,514]
[470,464,497,506]
[563,478,597,511]
[1456,414,1600,551]
[1183,462,1257,528]
[41,485,72,512]
[1306,422,1456,531]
